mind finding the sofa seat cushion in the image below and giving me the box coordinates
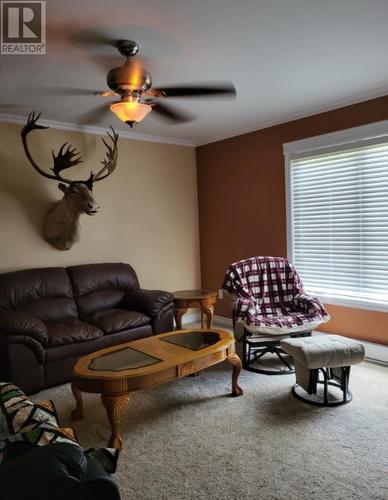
[85,308,151,334]
[46,319,103,347]
[45,337,105,364]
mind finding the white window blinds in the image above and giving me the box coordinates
[290,140,388,308]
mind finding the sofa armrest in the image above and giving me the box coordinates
[2,334,45,364]
[122,289,174,318]
[152,302,174,334]
[0,311,48,346]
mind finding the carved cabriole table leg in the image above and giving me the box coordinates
[174,308,187,330]
[204,305,214,329]
[71,382,84,421]
[227,353,243,397]
[101,392,130,450]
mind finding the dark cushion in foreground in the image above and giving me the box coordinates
[0,442,120,500]
[0,381,120,500]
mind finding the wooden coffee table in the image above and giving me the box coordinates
[173,290,217,329]
[71,329,243,450]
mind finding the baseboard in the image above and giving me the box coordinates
[179,313,201,326]
[176,313,228,328]
[213,315,233,328]
[317,332,388,366]
[359,341,388,366]
[212,315,388,366]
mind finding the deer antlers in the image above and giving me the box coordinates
[21,111,119,188]
[94,127,119,182]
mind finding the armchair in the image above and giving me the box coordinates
[222,256,329,375]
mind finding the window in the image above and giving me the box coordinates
[284,122,388,311]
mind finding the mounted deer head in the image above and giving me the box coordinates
[21,112,119,250]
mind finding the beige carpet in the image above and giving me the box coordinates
[33,356,388,500]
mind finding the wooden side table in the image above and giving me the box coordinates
[173,290,217,330]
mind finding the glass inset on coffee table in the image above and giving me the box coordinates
[89,347,162,371]
[162,330,220,350]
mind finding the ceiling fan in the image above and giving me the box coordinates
[61,39,236,127]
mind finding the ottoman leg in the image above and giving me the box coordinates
[292,366,353,407]
[340,366,351,403]
[308,368,319,394]
[322,368,329,405]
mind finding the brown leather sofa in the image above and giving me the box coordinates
[0,263,174,394]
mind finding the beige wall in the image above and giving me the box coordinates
[0,123,200,292]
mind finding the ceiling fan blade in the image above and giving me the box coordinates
[152,102,194,123]
[91,53,124,73]
[69,29,117,48]
[0,103,31,112]
[153,82,236,99]
[77,102,114,125]
[31,86,99,97]
[96,90,119,97]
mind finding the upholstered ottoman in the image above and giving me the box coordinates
[280,335,365,406]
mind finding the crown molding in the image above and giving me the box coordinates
[0,113,196,147]
[3,85,388,149]
[283,119,388,157]
[197,86,388,146]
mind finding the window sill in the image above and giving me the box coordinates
[310,294,388,314]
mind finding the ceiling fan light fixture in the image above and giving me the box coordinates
[109,101,152,127]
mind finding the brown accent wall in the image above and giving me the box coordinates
[197,95,388,345]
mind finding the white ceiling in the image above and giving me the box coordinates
[1,0,388,145]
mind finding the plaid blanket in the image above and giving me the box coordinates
[222,256,329,335]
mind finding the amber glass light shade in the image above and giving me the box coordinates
[110,101,152,124]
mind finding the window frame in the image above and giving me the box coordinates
[284,119,388,313]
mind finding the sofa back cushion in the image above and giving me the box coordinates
[67,263,140,317]
[0,267,78,322]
